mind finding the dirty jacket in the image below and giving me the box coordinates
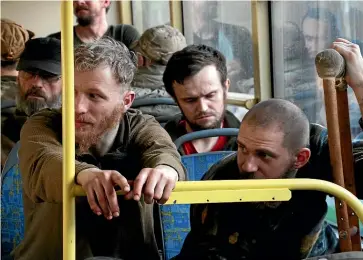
[1,75,18,100]
[175,123,363,260]
[132,64,180,118]
[13,108,185,260]
[164,110,241,155]
[1,107,27,168]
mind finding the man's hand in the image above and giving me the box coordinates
[125,165,178,204]
[332,38,363,91]
[77,168,130,220]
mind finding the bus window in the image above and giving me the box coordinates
[271,1,363,139]
[132,1,170,33]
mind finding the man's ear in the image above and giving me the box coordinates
[122,90,136,111]
[136,53,145,68]
[224,79,231,92]
[294,148,311,169]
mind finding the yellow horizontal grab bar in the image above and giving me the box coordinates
[73,179,363,221]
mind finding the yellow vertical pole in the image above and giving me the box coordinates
[61,1,76,260]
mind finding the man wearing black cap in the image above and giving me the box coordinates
[1,37,62,168]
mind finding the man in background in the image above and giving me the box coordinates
[131,24,186,120]
[1,37,62,168]
[48,0,139,48]
[163,45,241,155]
[1,18,34,100]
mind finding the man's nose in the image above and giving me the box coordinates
[197,98,208,112]
[241,155,258,173]
[75,95,88,114]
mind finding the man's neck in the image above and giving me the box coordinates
[90,124,119,157]
[75,16,108,43]
[1,68,18,77]
[185,122,223,153]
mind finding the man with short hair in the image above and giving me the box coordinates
[12,37,185,260]
[1,37,62,168]
[174,38,363,259]
[1,18,34,100]
[48,0,139,48]
[163,45,241,155]
[131,24,186,119]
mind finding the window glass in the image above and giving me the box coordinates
[183,0,254,119]
[272,1,363,138]
[132,1,170,33]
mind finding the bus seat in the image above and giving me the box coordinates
[160,128,238,259]
[1,142,24,257]
[161,151,235,260]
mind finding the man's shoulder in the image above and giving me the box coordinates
[126,108,159,128]
[163,114,184,140]
[47,31,61,39]
[225,110,241,128]
[26,108,62,128]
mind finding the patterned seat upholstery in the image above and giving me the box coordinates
[160,151,235,260]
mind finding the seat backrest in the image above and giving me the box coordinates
[173,128,240,151]
[161,128,238,259]
[131,97,176,108]
[1,142,24,257]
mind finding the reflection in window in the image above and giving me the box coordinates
[183,0,254,95]
[272,1,363,138]
[132,1,170,33]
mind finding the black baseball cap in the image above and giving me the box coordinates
[17,37,61,75]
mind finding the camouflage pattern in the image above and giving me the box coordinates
[131,25,186,65]
[1,75,18,100]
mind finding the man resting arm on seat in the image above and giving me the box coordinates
[13,37,185,260]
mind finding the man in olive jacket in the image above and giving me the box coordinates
[12,37,185,260]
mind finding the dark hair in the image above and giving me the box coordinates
[163,44,227,98]
[302,7,341,42]
[242,99,310,154]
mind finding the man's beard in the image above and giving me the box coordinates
[180,92,227,131]
[75,6,94,27]
[239,162,298,209]
[16,87,62,116]
[75,105,123,154]
[77,16,93,27]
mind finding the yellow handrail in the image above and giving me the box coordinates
[73,179,363,221]
[61,1,76,260]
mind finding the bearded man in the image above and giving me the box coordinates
[12,37,185,260]
[1,37,62,168]
[163,45,241,155]
[48,0,139,49]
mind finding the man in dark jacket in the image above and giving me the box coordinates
[1,37,62,168]
[174,38,363,259]
[12,37,185,260]
[48,0,139,49]
[163,45,241,155]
